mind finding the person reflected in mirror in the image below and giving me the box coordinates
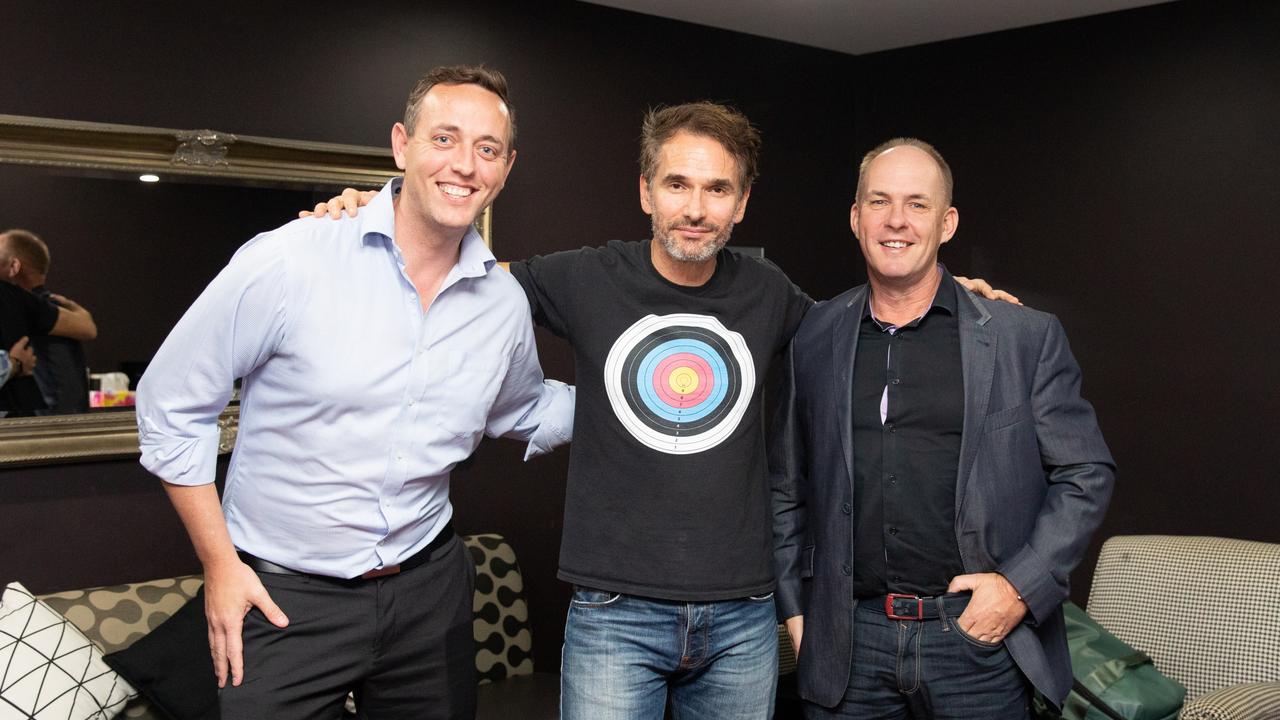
[0,229,93,413]
[0,229,97,416]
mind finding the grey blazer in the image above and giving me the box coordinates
[770,278,1115,709]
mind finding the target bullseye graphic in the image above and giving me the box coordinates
[604,314,756,455]
[652,352,713,407]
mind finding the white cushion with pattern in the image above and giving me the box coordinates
[0,582,137,719]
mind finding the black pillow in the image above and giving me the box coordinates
[103,588,219,720]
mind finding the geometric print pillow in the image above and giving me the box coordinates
[0,582,137,719]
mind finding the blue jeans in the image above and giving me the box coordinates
[561,587,779,720]
[806,594,1030,719]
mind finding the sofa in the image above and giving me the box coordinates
[20,533,557,720]
[1086,535,1280,720]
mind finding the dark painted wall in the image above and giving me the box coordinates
[852,0,1280,600]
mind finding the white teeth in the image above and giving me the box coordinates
[440,184,473,198]
[883,241,908,249]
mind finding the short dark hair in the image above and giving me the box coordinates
[640,102,761,192]
[0,229,50,275]
[403,65,516,149]
[856,137,953,206]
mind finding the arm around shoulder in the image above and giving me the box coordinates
[49,295,97,341]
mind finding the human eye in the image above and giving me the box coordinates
[477,145,499,159]
[432,134,454,146]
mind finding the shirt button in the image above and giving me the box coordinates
[891,378,900,385]
[887,424,896,433]
[889,527,898,536]
[842,502,852,514]
[893,575,902,583]
[842,565,852,576]
[889,475,897,484]
[408,399,415,406]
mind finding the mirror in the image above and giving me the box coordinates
[0,114,486,466]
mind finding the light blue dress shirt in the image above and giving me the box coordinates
[138,178,573,578]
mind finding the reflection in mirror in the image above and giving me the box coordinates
[0,162,334,396]
[0,114,457,465]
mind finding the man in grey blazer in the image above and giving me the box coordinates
[771,138,1114,718]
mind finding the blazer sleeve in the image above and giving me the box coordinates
[998,315,1116,624]
[770,340,809,621]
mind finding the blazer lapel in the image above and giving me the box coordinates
[834,286,868,489]
[955,283,996,515]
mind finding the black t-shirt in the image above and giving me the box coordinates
[512,240,811,601]
[32,286,89,414]
[0,281,59,415]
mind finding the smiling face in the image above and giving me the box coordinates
[640,131,751,266]
[851,145,958,292]
[391,82,516,239]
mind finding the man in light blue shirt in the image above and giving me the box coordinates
[137,65,571,719]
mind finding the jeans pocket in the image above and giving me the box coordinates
[950,619,1003,649]
[570,586,623,608]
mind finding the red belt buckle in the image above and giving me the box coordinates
[885,593,924,620]
[360,564,402,580]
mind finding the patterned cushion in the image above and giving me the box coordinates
[1179,682,1280,720]
[1,582,137,719]
[464,534,534,683]
[37,577,204,657]
[1086,535,1280,701]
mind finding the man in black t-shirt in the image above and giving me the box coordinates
[0,229,98,416]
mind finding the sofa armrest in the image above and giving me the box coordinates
[1179,682,1280,720]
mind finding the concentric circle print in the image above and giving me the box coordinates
[604,314,756,455]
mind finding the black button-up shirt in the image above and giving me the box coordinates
[850,269,966,597]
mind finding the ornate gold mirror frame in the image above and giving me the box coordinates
[0,113,491,466]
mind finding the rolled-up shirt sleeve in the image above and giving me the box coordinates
[137,233,290,486]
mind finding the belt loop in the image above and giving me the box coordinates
[935,595,951,631]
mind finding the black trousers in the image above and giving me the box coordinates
[220,535,477,720]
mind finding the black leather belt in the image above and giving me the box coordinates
[861,592,971,621]
[238,520,455,582]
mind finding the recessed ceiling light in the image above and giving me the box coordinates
[139,174,160,183]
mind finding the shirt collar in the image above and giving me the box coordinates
[863,263,957,328]
[361,176,496,278]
